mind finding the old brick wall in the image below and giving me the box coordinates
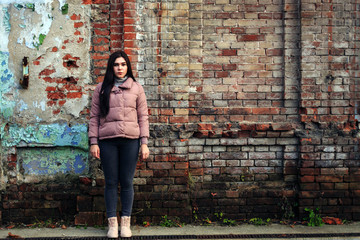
[298,0,360,220]
[1,0,359,225]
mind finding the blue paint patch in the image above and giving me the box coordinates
[0,51,16,119]
[74,154,86,174]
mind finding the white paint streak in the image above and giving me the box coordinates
[33,101,46,111]
[0,6,10,52]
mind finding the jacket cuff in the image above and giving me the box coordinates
[140,137,148,145]
[90,137,98,145]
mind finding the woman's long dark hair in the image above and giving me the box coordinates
[99,51,136,117]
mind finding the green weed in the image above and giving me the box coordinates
[160,215,184,228]
[249,218,271,226]
[303,208,324,227]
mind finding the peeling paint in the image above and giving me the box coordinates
[0,51,16,119]
[0,0,91,182]
[18,147,88,175]
[1,123,89,150]
[13,1,53,49]
[2,7,11,33]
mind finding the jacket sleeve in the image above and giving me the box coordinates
[136,84,150,144]
[88,84,102,145]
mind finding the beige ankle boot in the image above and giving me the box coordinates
[120,216,132,238]
[107,217,118,238]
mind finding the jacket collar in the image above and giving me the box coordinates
[111,77,134,91]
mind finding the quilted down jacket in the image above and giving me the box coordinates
[88,77,149,145]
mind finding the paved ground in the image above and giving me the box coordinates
[1,222,360,239]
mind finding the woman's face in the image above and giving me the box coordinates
[113,57,128,78]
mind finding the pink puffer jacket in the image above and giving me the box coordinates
[88,77,149,145]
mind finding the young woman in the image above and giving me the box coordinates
[89,51,150,238]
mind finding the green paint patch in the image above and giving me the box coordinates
[13,3,35,11]
[61,4,68,15]
[18,147,89,175]
[33,33,46,50]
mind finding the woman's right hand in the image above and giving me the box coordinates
[90,144,100,159]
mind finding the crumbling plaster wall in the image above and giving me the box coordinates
[0,0,92,186]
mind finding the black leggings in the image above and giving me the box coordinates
[99,137,140,217]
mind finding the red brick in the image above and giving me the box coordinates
[197,123,213,131]
[215,71,229,78]
[190,168,204,176]
[316,176,343,183]
[93,0,109,3]
[255,124,270,131]
[301,176,315,182]
[216,13,231,18]
[123,40,136,48]
[175,162,188,169]
[74,22,84,28]
[45,86,57,92]
[67,92,83,99]
[266,49,283,56]
[238,34,265,41]
[93,45,109,51]
[231,27,245,34]
[203,64,222,71]
[221,49,237,56]
[258,13,272,19]
[94,29,110,36]
[160,109,173,115]
[47,92,66,100]
[39,67,56,76]
[92,37,110,44]
[223,64,237,70]
[124,33,136,40]
[91,53,110,60]
[148,162,173,170]
[252,108,280,115]
[169,116,188,123]
[53,109,61,115]
[70,14,81,20]
[93,60,108,68]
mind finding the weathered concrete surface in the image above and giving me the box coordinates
[0,0,92,187]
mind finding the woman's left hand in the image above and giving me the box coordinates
[140,144,150,160]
